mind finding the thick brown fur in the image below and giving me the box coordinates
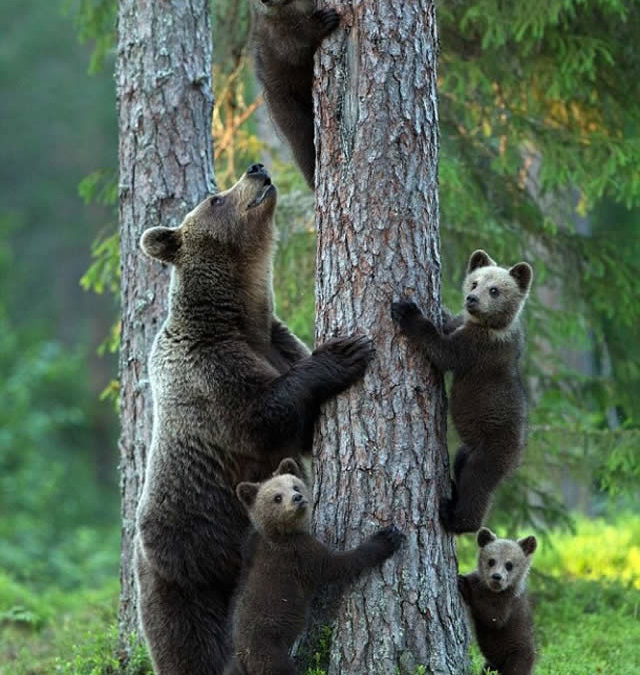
[134,165,374,675]
[391,250,533,533]
[250,0,340,188]
[458,528,537,675]
[223,458,403,675]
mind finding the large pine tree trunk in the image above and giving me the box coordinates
[311,1,469,672]
[116,0,215,656]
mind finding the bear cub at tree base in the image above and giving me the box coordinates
[459,528,538,675]
[391,249,533,534]
[224,458,403,675]
[249,0,340,188]
[134,164,375,675]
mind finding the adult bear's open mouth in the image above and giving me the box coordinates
[247,179,276,209]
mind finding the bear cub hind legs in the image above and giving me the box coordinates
[440,448,503,534]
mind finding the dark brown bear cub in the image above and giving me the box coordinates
[250,0,340,188]
[391,250,533,533]
[224,458,403,675]
[459,528,537,675]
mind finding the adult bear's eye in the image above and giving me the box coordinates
[210,195,223,208]
[274,494,282,504]
[488,558,496,567]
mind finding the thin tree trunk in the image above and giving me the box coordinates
[311,1,469,673]
[116,0,215,658]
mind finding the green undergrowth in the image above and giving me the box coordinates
[1,515,638,674]
[0,575,151,674]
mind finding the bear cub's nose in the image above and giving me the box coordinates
[292,493,303,503]
[466,294,479,306]
[491,573,502,581]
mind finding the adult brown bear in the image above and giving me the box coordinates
[134,164,373,674]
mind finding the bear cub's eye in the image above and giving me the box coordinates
[488,558,496,567]
[505,561,513,571]
[274,494,282,504]
[471,281,478,290]
[489,287,500,297]
[293,485,301,492]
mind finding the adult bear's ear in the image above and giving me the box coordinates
[236,482,260,510]
[509,262,533,294]
[140,227,182,264]
[518,535,537,556]
[477,527,497,547]
[274,457,302,478]
[467,249,496,273]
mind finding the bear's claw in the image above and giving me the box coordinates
[312,8,341,33]
[391,300,422,326]
[372,524,404,555]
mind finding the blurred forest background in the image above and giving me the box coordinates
[1,1,639,673]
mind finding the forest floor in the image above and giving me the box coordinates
[1,515,638,674]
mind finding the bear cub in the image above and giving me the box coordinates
[391,249,533,533]
[249,0,340,188]
[224,458,403,675]
[458,528,537,675]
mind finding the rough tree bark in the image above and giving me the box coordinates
[116,0,215,656]
[311,1,469,673]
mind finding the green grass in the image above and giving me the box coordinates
[1,515,638,674]
[0,575,150,674]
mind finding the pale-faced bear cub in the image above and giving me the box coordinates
[134,164,375,675]
[391,250,533,534]
[224,458,403,675]
[458,528,537,675]
[249,0,340,188]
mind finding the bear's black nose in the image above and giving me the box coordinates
[466,294,478,305]
[491,573,502,581]
[292,493,303,503]
[247,163,265,175]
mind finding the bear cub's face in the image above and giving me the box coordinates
[476,527,537,593]
[140,164,277,267]
[462,250,533,330]
[237,458,311,538]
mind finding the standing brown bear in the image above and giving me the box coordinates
[224,458,403,675]
[459,528,538,675]
[249,0,340,188]
[391,250,533,533]
[134,164,374,675]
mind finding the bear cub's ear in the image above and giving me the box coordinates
[509,262,533,294]
[518,535,537,556]
[236,482,260,510]
[140,226,182,264]
[467,249,496,273]
[477,527,497,547]
[274,457,303,479]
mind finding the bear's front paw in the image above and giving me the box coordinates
[391,300,423,328]
[312,8,341,35]
[439,498,456,533]
[457,574,470,602]
[313,334,375,380]
[370,524,404,559]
